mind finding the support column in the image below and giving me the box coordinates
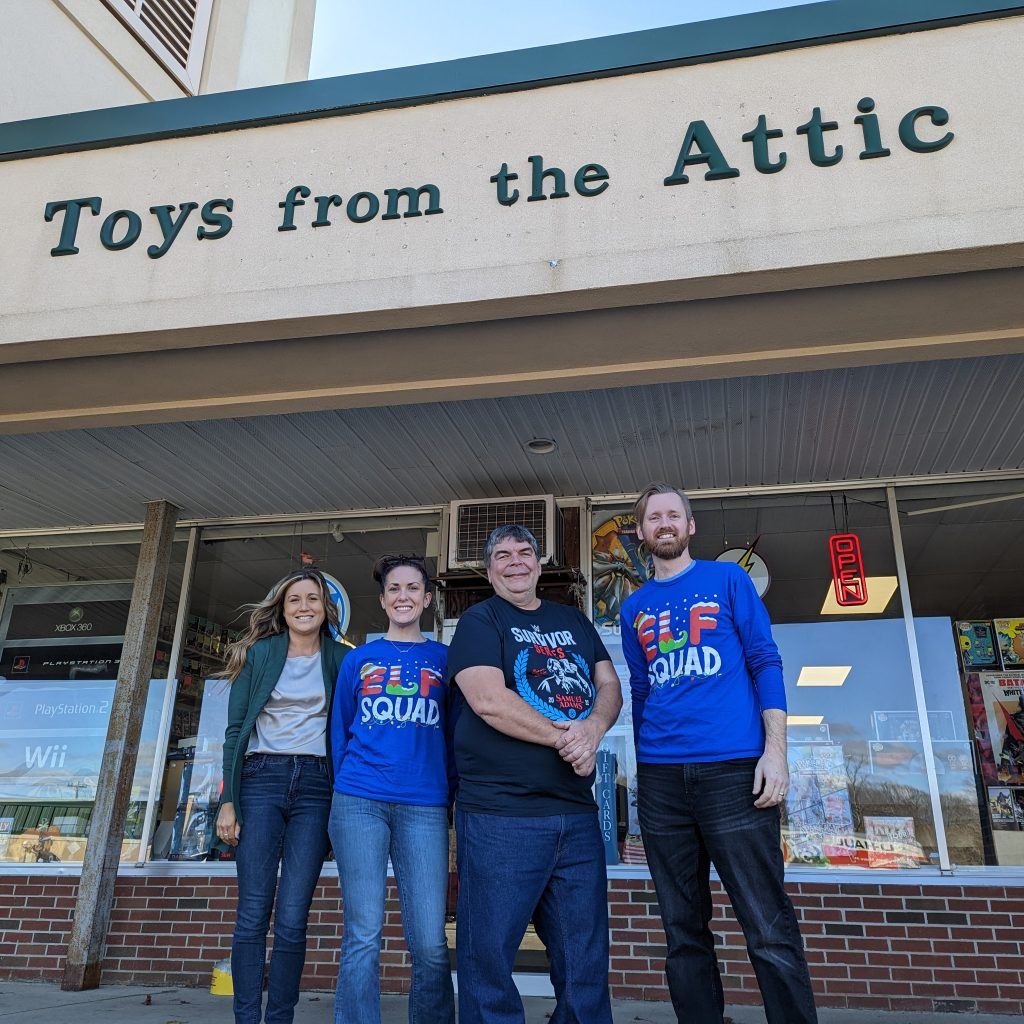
[61,500,180,991]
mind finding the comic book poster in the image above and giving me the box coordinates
[994,619,1024,668]
[978,672,1024,785]
[784,744,855,866]
[864,816,927,869]
[988,787,1019,830]
[956,621,1000,670]
[965,673,997,784]
[592,513,650,627]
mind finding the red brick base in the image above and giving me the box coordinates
[1,874,1021,1014]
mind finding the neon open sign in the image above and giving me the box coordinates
[829,533,868,607]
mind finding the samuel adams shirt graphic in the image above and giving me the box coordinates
[620,560,786,764]
[447,595,610,815]
[330,638,450,806]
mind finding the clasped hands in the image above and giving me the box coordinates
[553,719,601,776]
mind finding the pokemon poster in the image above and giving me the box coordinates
[592,513,651,626]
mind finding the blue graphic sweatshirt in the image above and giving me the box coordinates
[620,560,786,763]
[330,638,451,806]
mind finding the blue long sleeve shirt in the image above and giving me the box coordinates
[620,560,786,763]
[330,638,451,806]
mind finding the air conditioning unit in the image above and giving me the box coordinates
[445,496,562,571]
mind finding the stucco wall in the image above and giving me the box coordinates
[4,17,1024,353]
[0,0,185,121]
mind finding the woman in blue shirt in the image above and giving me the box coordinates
[329,555,455,1024]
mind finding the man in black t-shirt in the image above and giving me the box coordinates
[448,525,622,1024]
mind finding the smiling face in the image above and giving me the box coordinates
[380,564,432,628]
[486,537,541,605]
[637,491,696,561]
[282,577,326,639]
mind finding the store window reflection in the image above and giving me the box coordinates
[0,531,188,864]
[150,514,440,862]
[897,481,1024,867]
[593,490,947,871]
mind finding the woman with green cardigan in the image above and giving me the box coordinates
[216,567,345,1024]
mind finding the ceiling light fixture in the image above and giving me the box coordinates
[524,437,557,455]
[796,666,852,687]
[820,576,899,615]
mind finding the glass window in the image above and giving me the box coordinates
[147,514,441,862]
[0,530,188,865]
[594,489,947,871]
[897,480,1024,867]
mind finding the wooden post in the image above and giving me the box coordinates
[61,500,179,991]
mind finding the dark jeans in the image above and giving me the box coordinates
[233,754,332,1024]
[637,759,817,1024]
[455,808,613,1024]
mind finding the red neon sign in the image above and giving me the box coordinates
[829,533,868,607]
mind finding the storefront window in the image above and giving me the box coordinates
[594,489,946,871]
[148,513,441,862]
[897,480,1024,867]
[0,531,188,864]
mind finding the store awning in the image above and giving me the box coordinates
[0,352,1021,531]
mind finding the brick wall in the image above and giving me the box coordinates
[606,878,1024,1015]
[1,874,1022,1014]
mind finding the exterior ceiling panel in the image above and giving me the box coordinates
[1,354,1022,531]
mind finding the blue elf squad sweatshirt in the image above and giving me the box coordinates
[620,559,786,763]
[330,637,451,806]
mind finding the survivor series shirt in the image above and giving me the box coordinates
[621,560,786,764]
[447,595,611,816]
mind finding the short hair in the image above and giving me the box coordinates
[372,554,432,593]
[483,524,541,567]
[633,482,692,523]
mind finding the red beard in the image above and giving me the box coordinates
[649,531,691,560]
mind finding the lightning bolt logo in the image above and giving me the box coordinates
[736,534,761,576]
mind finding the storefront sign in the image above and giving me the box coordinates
[4,600,130,641]
[40,97,954,260]
[828,533,868,607]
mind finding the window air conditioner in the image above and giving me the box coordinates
[445,496,562,571]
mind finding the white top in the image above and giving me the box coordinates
[249,652,327,756]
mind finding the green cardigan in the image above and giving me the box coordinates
[220,630,344,821]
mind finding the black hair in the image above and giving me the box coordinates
[372,554,432,594]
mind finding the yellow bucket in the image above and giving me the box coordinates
[210,957,233,996]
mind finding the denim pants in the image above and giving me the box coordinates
[232,754,332,1024]
[328,792,455,1024]
[637,758,817,1024]
[455,808,613,1024]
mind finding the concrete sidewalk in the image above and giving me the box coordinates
[0,982,1021,1023]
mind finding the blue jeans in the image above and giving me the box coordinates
[328,792,455,1024]
[232,754,332,1024]
[638,759,817,1024]
[455,809,612,1024]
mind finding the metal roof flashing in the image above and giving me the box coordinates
[0,1,1022,161]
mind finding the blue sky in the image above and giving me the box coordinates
[309,1,811,79]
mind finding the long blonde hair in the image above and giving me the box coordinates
[221,568,340,682]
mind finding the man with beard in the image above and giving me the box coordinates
[620,483,816,1024]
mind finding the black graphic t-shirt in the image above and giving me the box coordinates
[447,595,611,816]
